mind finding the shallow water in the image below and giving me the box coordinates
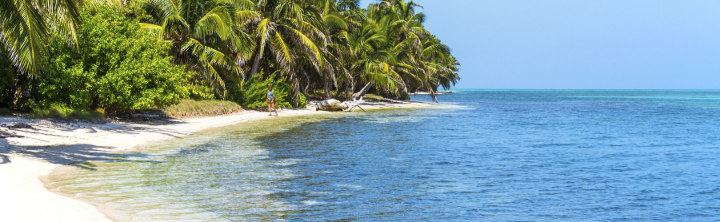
[50,90,720,221]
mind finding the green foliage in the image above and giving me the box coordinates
[38,7,210,114]
[139,0,253,98]
[362,93,387,101]
[240,71,306,110]
[6,0,458,118]
[38,56,94,109]
[0,108,11,116]
[32,104,104,120]
[163,99,243,118]
[0,48,16,108]
[0,0,80,77]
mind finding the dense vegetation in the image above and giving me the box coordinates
[0,0,459,115]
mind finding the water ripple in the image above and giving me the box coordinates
[49,91,720,221]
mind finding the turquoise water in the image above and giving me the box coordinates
[51,90,720,221]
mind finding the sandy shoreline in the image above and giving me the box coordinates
[0,100,430,221]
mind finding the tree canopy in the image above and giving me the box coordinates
[0,0,459,112]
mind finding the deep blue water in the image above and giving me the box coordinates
[53,90,720,221]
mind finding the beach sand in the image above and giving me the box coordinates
[0,100,429,221]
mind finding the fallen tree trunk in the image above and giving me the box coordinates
[351,82,373,100]
[315,99,343,111]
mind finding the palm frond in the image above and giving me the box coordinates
[323,14,348,30]
[0,0,49,76]
[194,6,234,40]
[288,26,323,68]
[269,31,293,73]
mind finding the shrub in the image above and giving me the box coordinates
[362,93,387,101]
[94,53,192,112]
[0,108,11,116]
[163,99,243,118]
[37,7,210,115]
[32,104,104,120]
[0,49,16,108]
[240,71,306,110]
[38,59,94,109]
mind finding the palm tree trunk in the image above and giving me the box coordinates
[301,70,311,98]
[247,43,264,80]
[352,82,373,100]
[12,76,30,110]
[333,82,344,99]
[398,78,410,100]
[323,75,332,99]
[429,89,438,103]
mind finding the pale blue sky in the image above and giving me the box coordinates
[360,0,720,89]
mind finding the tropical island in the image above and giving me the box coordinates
[1,0,458,221]
[3,1,719,221]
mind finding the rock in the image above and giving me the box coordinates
[316,99,343,111]
[131,113,161,119]
[9,123,33,129]
[0,130,23,138]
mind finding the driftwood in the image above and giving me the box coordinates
[316,97,366,112]
[340,97,366,112]
[316,99,343,111]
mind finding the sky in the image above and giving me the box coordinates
[359,0,720,89]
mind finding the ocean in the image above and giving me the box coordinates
[48,90,720,221]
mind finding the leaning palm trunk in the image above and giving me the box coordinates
[352,82,374,100]
[247,43,263,80]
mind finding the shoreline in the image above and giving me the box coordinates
[0,100,430,221]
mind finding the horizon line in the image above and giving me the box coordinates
[450,88,720,90]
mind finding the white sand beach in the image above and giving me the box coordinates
[0,100,429,221]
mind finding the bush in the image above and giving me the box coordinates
[240,71,306,110]
[0,48,16,108]
[32,104,104,120]
[0,108,11,116]
[94,54,192,112]
[163,99,243,118]
[37,7,212,115]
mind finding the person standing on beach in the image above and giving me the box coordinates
[267,85,278,116]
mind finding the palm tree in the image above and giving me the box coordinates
[351,0,421,100]
[362,0,458,102]
[0,0,81,108]
[140,0,254,98]
[243,0,327,101]
[0,0,80,76]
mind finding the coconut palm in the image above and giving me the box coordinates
[0,0,81,76]
[244,0,324,78]
[363,0,458,102]
[140,0,254,98]
[241,0,331,101]
[344,20,409,100]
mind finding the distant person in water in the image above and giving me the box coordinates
[267,85,278,116]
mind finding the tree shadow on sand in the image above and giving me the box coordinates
[0,138,155,170]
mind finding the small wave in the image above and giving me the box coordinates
[529,143,577,148]
[175,148,209,156]
[337,184,364,190]
[301,200,325,206]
